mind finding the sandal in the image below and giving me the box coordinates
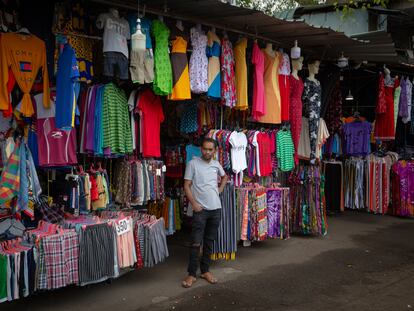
[181,276,196,288]
[201,272,218,284]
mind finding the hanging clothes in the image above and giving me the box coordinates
[343,121,372,156]
[302,78,322,161]
[391,159,414,217]
[189,27,208,94]
[278,52,291,122]
[234,38,248,110]
[289,75,304,165]
[375,74,397,140]
[258,50,281,124]
[0,33,50,117]
[151,20,172,96]
[251,42,266,120]
[220,37,236,108]
[344,157,366,210]
[169,36,191,100]
[266,187,290,239]
[276,129,295,172]
[206,31,221,99]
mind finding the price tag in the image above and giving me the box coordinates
[156,168,161,176]
[115,219,131,236]
[162,165,167,172]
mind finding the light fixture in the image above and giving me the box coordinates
[345,90,354,101]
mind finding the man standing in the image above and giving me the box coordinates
[182,138,228,288]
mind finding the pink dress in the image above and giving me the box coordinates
[289,75,304,165]
[251,42,265,120]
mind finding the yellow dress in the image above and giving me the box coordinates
[258,50,282,124]
[169,36,191,100]
[234,38,248,110]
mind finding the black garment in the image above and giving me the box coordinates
[27,248,36,295]
[19,251,25,297]
[324,162,342,213]
[188,209,221,277]
[395,116,414,153]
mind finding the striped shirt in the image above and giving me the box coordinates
[102,83,133,154]
[276,130,295,172]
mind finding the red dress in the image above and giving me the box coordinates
[257,133,272,176]
[289,75,304,165]
[375,76,396,140]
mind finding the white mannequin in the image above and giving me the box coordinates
[109,8,119,18]
[265,43,275,57]
[291,56,303,80]
[176,20,184,31]
[131,18,146,52]
[196,23,202,32]
[308,60,320,82]
[384,66,391,78]
[211,26,216,33]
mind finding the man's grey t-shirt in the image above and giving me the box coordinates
[184,157,225,211]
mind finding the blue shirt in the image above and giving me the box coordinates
[127,14,152,49]
[55,44,79,130]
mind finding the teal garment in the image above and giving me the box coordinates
[276,130,295,172]
[185,144,201,163]
[0,255,7,302]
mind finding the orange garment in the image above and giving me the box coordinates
[0,33,50,117]
[258,50,282,124]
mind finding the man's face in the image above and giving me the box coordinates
[201,141,216,161]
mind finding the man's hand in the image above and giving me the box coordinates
[192,202,203,213]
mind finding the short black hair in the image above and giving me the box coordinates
[201,137,218,148]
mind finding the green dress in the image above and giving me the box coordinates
[151,20,172,96]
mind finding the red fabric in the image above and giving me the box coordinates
[36,117,77,167]
[2,68,15,117]
[89,175,99,201]
[279,74,290,121]
[136,89,165,157]
[257,133,272,176]
[376,73,387,114]
[375,84,395,140]
[289,75,304,165]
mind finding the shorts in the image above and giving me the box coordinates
[103,52,129,80]
[129,49,154,84]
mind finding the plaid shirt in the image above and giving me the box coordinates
[0,141,20,204]
[41,230,79,289]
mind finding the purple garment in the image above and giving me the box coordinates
[266,189,281,238]
[343,121,372,156]
[399,78,409,118]
[85,85,98,153]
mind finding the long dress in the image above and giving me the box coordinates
[189,27,208,94]
[234,38,248,110]
[375,75,396,140]
[206,31,221,99]
[251,42,265,120]
[220,37,236,108]
[169,36,191,100]
[258,50,282,124]
[289,75,304,165]
[151,20,172,96]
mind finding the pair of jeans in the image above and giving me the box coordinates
[188,209,221,277]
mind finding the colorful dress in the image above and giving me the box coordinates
[220,38,236,108]
[278,52,291,121]
[206,31,221,99]
[258,50,282,124]
[169,36,191,100]
[189,27,208,94]
[234,38,248,110]
[252,42,265,120]
[289,75,303,165]
[151,20,172,96]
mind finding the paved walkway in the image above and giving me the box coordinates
[8,212,414,311]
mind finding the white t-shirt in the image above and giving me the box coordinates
[229,131,248,174]
[252,131,261,176]
[34,93,55,119]
[97,13,131,58]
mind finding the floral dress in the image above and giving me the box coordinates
[151,20,172,96]
[189,27,208,94]
[220,38,236,108]
[302,78,321,161]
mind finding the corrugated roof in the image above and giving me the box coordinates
[93,0,400,63]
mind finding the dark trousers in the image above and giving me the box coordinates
[188,209,221,277]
